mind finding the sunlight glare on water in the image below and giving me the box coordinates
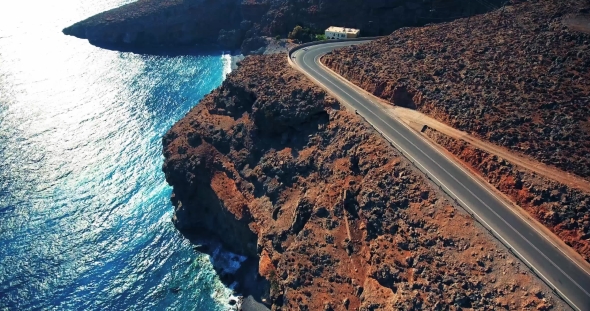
[0,0,236,310]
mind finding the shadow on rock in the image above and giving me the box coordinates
[184,232,271,310]
[85,41,235,57]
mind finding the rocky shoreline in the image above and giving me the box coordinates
[161,54,565,310]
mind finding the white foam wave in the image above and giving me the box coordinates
[222,53,232,79]
[201,244,248,310]
[209,244,247,275]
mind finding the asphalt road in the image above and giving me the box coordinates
[291,41,590,311]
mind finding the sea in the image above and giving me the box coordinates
[0,0,238,310]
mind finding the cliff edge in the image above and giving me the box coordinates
[161,54,564,310]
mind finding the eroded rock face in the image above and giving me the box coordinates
[323,0,590,180]
[162,54,561,310]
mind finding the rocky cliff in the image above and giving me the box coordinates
[323,0,590,180]
[161,54,563,310]
[64,0,505,52]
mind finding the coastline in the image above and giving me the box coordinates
[0,1,245,308]
[182,235,271,311]
[211,42,294,311]
[53,0,584,309]
[161,53,566,310]
[230,53,245,72]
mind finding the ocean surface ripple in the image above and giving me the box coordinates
[0,1,234,310]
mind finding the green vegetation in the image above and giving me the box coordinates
[315,34,327,41]
[275,35,281,41]
[288,25,310,42]
[287,25,326,43]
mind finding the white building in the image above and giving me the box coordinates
[325,26,360,40]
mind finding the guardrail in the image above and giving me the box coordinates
[287,36,384,59]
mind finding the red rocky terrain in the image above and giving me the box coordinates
[323,0,590,180]
[424,127,590,263]
[162,54,564,310]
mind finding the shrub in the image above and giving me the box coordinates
[315,34,327,41]
[288,25,315,43]
[288,25,304,40]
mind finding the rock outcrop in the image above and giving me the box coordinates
[323,0,590,180]
[161,54,563,310]
[64,0,506,52]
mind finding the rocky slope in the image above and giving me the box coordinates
[252,0,500,37]
[64,0,504,52]
[323,0,590,180]
[424,127,590,263]
[162,54,563,310]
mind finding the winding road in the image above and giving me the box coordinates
[289,40,590,311]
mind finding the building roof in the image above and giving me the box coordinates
[326,26,360,34]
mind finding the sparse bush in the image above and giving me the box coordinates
[288,25,316,43]
[288,25,303,39]
[315,34,326,41]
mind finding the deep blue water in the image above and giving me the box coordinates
[0,1,236,310]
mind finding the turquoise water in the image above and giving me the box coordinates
[0,1,234,310]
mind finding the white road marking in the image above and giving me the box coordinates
[312,45,590,279]
[292,44,587,311]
